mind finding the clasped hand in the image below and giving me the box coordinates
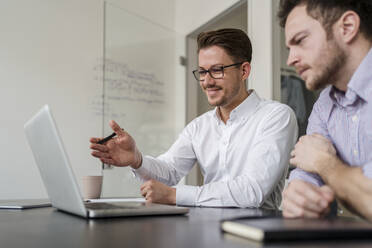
[290,133,336,174]
[283,133,337,218]
[140,180,176,205]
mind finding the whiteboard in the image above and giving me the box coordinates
[101,3,182,197]
[0,0,185,199]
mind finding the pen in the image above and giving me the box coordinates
[97,132,117,144]
[97,128,124,144]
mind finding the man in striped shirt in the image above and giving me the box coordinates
[278,0,372,220]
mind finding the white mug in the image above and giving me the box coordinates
[81,175,103,199]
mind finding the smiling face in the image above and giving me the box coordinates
[198,45,248,110]
[285,5,346,91]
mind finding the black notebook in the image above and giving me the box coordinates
[221,217,372,242]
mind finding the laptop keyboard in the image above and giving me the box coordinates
[85,202,142,210]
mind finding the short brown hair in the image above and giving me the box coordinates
[197,28,252,63]
[278,0,372,41]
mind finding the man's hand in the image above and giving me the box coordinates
[140,179,176,205]
[290,134,337,173]
[89,120,142,169]
[282,180,335,218]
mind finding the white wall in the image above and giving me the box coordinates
[108,0,175,30]
[0,0,104,199]
[0,0,178,200]
[248,0,281,100]
[175,0,240,35]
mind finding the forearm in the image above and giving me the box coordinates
[176,182,249,207]
[318,156,372,220]
[176,175,276,208]
[133,155,186,186]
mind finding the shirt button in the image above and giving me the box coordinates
[353,149,358,156]
[352,115,358,122]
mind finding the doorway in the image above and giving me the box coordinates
[185,1,248,186]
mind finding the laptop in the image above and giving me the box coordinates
[24,105,189,218]
[0,199,51,209]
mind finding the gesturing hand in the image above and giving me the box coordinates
[89,120,142,169]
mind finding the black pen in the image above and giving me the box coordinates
[97,128,124,144]
[97,132,117,144]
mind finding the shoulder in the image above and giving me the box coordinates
[250,99,297,133]
[310,86,334,119]
[313,86,333,110]
[183,109,215,132]
[237,98,298,140]
[256,99,295,120]
[192,109,215,124]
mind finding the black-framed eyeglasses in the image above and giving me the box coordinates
[192,62,244,81]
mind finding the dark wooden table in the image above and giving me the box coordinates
[0,206,371,248]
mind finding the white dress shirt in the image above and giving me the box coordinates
[133,91,298,209]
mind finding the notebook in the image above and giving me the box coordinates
[24,105,189,218]
[221,216,372,242]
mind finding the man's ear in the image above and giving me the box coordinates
[241,62,251,81]
[335,10,360,44]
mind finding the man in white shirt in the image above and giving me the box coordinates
[90,29,297,209]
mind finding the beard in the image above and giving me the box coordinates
[206,82,241,107]
[306,39,346,91]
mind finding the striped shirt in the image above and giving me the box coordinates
[289,48,372,186]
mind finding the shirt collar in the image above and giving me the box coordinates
[329,86,358,107]
[213,90,261,124]
[317,86,335,120]
[327,47,372,107]
[347,47,372,103]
